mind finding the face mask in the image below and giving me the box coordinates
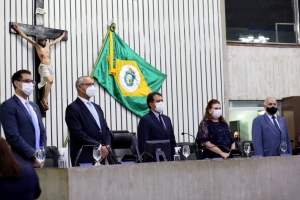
[266,106,277,115]
[19,82,34,96]
[155,102,164,113]
[212,109,222,119]
[85,85,96,98]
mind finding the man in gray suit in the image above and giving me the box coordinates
[252,97,292,156]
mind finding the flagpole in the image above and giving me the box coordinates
[90,29,110,77]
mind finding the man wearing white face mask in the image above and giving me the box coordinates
[137,92,177,160]
[65,76,111,166]
[0,70,47,167]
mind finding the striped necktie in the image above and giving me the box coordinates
[159,114,167,133]
[271,116,281,132]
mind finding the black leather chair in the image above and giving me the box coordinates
[129,132,142,162]
[44,146,60,167]
[110,130,141,163]
[236,141,244,156]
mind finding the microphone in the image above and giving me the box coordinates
[74,144,98,166]
[181,132,199,159]
[181,132,196,139]
[80,137,118,165]
[181,132,235,159]
[81,137,101,145]
[81,137,104,150]
[74,137,101,166]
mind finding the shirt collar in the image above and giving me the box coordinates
[78,96,90,104]
[15,93,28,104]
[151,110,161,118]
[266,112,277,119]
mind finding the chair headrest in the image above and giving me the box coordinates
[111,132,132,149]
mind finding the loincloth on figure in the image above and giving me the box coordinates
[38,64,54,89]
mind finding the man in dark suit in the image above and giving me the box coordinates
[65,76,111,166]
[0,70,46,167]
[137,92,177,160]
[252,97,292,156]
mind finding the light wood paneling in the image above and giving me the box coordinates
[227,45,300,100]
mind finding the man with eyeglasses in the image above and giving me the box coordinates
[0,70,47,167]
[13,24,67,111]
[65,76,111,166]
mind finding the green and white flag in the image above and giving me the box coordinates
[92,24,166,117]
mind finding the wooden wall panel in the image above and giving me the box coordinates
[227,45,300,100]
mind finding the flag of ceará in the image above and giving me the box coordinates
[92,24,166,117]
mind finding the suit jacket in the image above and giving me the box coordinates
[137,111,177,160]
[0,95,47,164]
[252,113,292,156]
[0,163,41,200]
[65,97,111,166]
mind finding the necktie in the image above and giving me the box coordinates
[87,101,102,131]
[271,116,281,132]
[159,114,167,133]
[25,101,40,150]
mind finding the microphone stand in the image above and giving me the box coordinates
[181,132,199,160]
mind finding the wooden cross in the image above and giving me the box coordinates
[9,0,68,116]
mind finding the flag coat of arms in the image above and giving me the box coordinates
[92,24,166,117]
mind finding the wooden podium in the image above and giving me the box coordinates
[35,157,300,200]
[282,96,300,148]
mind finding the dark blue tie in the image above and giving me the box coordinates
[159,114,166,133]
[272,116,280,132]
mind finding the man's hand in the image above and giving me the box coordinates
[13,24,19,31]
[99,145,110,162]
[33,159,45,168]
[101,145,109,158]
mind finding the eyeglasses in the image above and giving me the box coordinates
[80,83,95,87]
[19,79,36,85]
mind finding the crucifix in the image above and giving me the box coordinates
[9,0,68,116]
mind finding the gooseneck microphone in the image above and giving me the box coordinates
[74,144,98,167]
[74,137,102,166]
[181,132,199,159]
[81,137,101,146]
[79,137,118,165]
[181,133,234,158]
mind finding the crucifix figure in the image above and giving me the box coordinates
[10,0,68,113]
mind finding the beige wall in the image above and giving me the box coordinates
[227,45,300,100]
